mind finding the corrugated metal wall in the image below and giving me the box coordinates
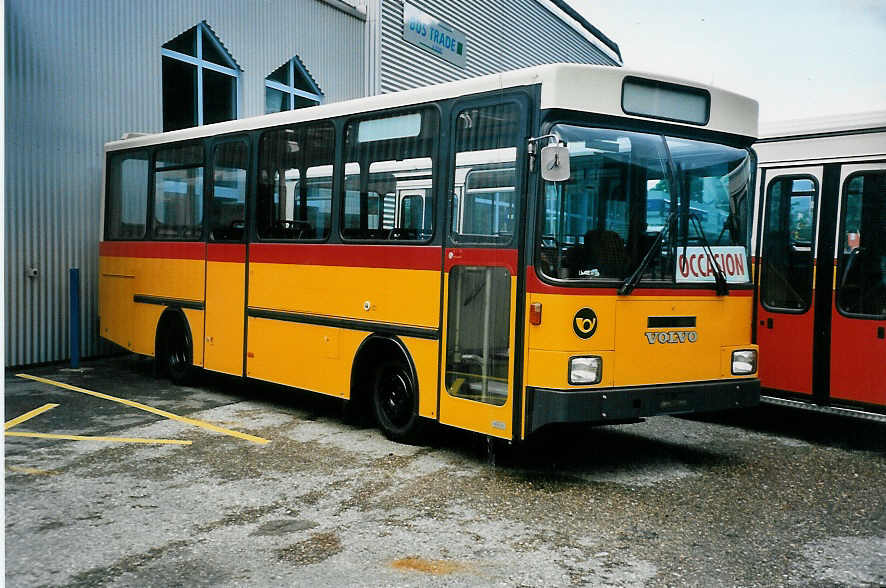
[377,0,618,93]
[5,0,366,366]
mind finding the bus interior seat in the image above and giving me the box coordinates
[583,229,630,277]
[388,228,418,240]
[209,197,245,240]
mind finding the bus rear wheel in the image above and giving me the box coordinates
[158,317,193,385]
[373,359,420,443]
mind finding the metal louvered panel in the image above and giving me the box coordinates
[5,0,365,366]
[378,0,618,94]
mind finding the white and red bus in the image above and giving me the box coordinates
[753,111,886,419]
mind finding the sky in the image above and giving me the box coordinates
[571,0,886,122]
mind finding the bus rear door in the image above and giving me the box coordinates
[203,138,250,376]
[831,165,886,407]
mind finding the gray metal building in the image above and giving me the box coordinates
[367,0,620,93]
[4,0,620,366]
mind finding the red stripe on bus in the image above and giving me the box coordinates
[249,243,441,270]
[444,248,518,275]
[207,243,246,263]
[525,267,752,297]
[99,241,205,260]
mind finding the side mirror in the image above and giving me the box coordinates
[540,144,570,182]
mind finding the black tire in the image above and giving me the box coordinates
[161,320,193,385]
[372,359,421,443]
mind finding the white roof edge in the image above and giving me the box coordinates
[759,110,886,140]
[317,0,366,20]
[106,63,758,152]
[534,0,622,64]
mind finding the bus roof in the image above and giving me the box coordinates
[755,110,886,165]
[758,110,886,141]
[106,63,758,152]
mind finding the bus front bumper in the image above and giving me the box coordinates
[525,378,760,435]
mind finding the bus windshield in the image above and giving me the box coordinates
[537,124,751,285]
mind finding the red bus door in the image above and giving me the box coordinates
[757,168,821,396]
[830,165,886,408]
[203,139,250,376]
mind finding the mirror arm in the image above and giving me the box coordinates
[528,134,562,172]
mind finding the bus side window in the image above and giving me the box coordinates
[257,122,335,240]
[106,150,149,240]
[343,109,437,241]
[153,143,204,241]
[399,191,430,238]
[760,177,817,311]
[837,172,886,317]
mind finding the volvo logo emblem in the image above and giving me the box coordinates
[573,308,598,339]
[645,331,698,344]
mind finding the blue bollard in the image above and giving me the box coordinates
[69,268,80,368]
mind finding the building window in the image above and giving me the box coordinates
[162,21,240,132]
[265,56,323,114]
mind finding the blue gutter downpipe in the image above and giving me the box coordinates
[69,268,80,368]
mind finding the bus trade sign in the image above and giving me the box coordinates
[676,246,749,283]
[403,2,466,68]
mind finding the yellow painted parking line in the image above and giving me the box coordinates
[5,431,192,445]
[5,403,59,430]
[16,373,270,445]
[6,465,57,475]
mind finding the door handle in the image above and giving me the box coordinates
[767,318,773,329]
[878,326,884,339]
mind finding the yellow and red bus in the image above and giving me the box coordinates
[100,64,760,442]
[753,111,886,420]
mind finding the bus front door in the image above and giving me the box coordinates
[203,139,249,376]
[757,168,822,397]
[438,97,528,439]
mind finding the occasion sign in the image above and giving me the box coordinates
[403,2,466,68]
[676,246,749,283]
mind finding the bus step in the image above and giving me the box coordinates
[761,395,886,423]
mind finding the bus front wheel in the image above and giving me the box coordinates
[373,360,420,443]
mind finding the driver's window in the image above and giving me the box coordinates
[342,109,437,241]
[257,121,335,240]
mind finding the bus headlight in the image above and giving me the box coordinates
[731,350,757,375]
[569,356,602,385]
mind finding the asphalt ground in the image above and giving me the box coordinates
[5,355,886,587]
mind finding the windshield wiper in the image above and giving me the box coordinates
[619,211,676,295]
[687,213,729,296]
